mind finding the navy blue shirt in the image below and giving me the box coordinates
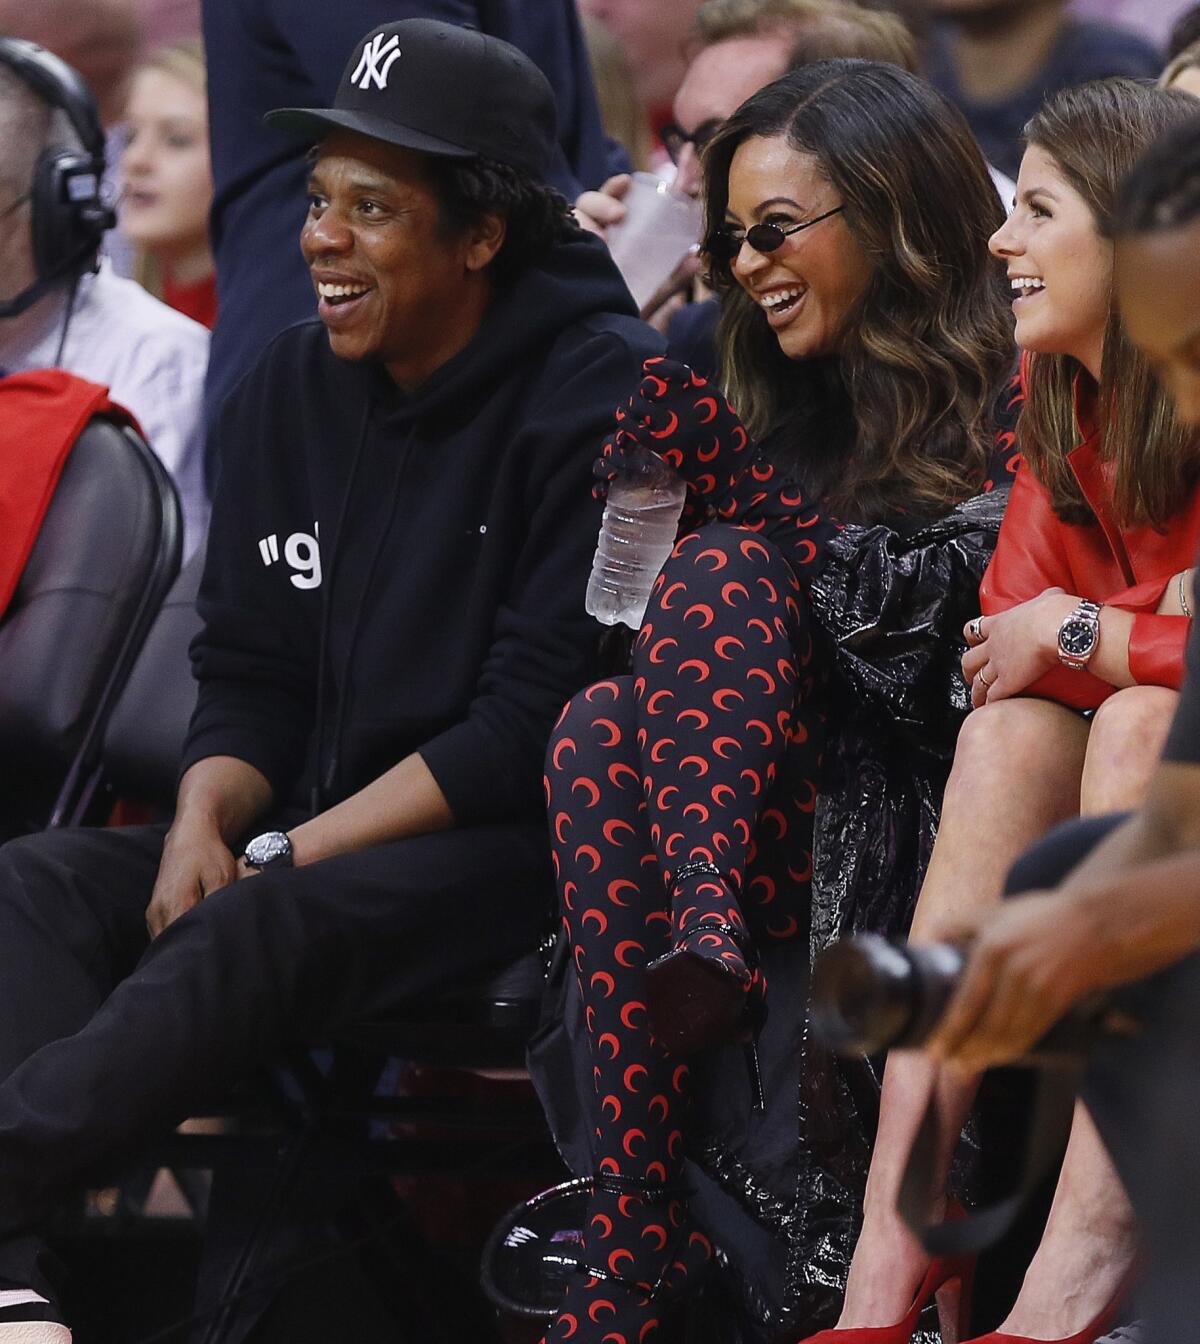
[925,19,1161,181]
[202,0,624,478]
[665,296,721,384]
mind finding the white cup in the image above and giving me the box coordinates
[605,172,703,312]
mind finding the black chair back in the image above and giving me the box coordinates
[0,417,181,834]
[86,542,205,814]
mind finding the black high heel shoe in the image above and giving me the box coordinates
[645,861,766,1068]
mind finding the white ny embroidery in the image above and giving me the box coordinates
[351,34,402,91]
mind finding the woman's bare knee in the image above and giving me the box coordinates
[948,698,1087,788]
[1081,686,1179,813]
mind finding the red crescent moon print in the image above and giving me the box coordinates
[542,508,840,1344]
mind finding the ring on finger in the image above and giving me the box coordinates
[968,616,984,641]
[977,666,996,688]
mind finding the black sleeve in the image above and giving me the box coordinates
[1163,616,1200,766]
[808,490,1010,757]
[419,324,663,823]
[180,365,317,795]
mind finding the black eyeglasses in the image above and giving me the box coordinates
[709,205,845,261]
[660,119,721,167]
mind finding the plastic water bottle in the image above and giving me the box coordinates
[585,451,687,629]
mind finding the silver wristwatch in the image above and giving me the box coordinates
[1057,599,1102,670]
[243,830,294,870]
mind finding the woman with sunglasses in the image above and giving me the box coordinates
[538,60,1018,1343]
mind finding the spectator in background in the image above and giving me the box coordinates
[0,0,138,126]
[1161,37,1200,94]
[581,12,655,170]
[923,0,1160,180]
[0,0,142,277]
[0,38,209,558]
[1075,0,1193,50]
[137,0,201,48]
[121,42,216,329]
[577,0,704,144]
[201,0,621,487]
[674,0,917,198]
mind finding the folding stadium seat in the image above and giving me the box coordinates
[0,413,181,836]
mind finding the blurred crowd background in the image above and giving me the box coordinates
[1,0,1196,341]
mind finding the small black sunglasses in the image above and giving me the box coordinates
[709,205,844,261]
[660,119,722,166]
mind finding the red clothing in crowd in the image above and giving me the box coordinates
[0,369,137,618]
[163,271,218,330]
[981,375,1200,710]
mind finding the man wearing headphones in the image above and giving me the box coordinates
[0,39,209,558]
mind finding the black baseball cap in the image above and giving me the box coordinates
[266,18,557,179]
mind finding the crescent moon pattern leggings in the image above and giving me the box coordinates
[543,523,826,1341]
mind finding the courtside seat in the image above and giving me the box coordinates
[0,416,180,835]
[59,539,205,825]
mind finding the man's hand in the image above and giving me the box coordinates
[574,173,632,238]
[922,889,1106,1072]
[962,588,1075,707]
[924,838,1200,1072]
[146,815,240,938]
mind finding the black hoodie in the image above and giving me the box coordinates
[182,235,662,824]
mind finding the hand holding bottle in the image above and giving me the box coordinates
[592,357,753,530]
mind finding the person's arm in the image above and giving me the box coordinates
[962,589,1138,707]
[241,751,453,875]
[418,325,663,826]
[575,174,632,238]
[147,755,274,936]
[920,611,1200,1069]
[923,750,1200,1073]
[596,357,757,533]
[182,352,319,795]
[971,464,1117,708]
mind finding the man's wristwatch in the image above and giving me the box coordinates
[1057,599,1102,670]
[243,831,294,870]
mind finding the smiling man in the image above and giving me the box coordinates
[0,19,660,1340]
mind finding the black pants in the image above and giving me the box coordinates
[0,819,552,1297]
[1007,815,1200,1344]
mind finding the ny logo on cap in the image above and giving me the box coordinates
[351,32,402,91]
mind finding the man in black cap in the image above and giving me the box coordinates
[0,19,660,1340]
[202,0,626,477]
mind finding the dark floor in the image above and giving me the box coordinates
[53,1066,564,1344]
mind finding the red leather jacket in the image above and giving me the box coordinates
[980,380,1200,710]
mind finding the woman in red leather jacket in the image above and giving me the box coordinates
[812,81,1200,1344]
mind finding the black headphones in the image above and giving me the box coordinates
[0,36,116,316]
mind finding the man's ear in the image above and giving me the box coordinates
[465,212,507,272]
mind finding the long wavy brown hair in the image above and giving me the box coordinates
[1017,80,1199,528]
[701,59,1013,523]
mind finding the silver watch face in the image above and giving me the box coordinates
[244,831,291,868]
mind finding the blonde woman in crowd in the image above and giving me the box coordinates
[121,42,216,329]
